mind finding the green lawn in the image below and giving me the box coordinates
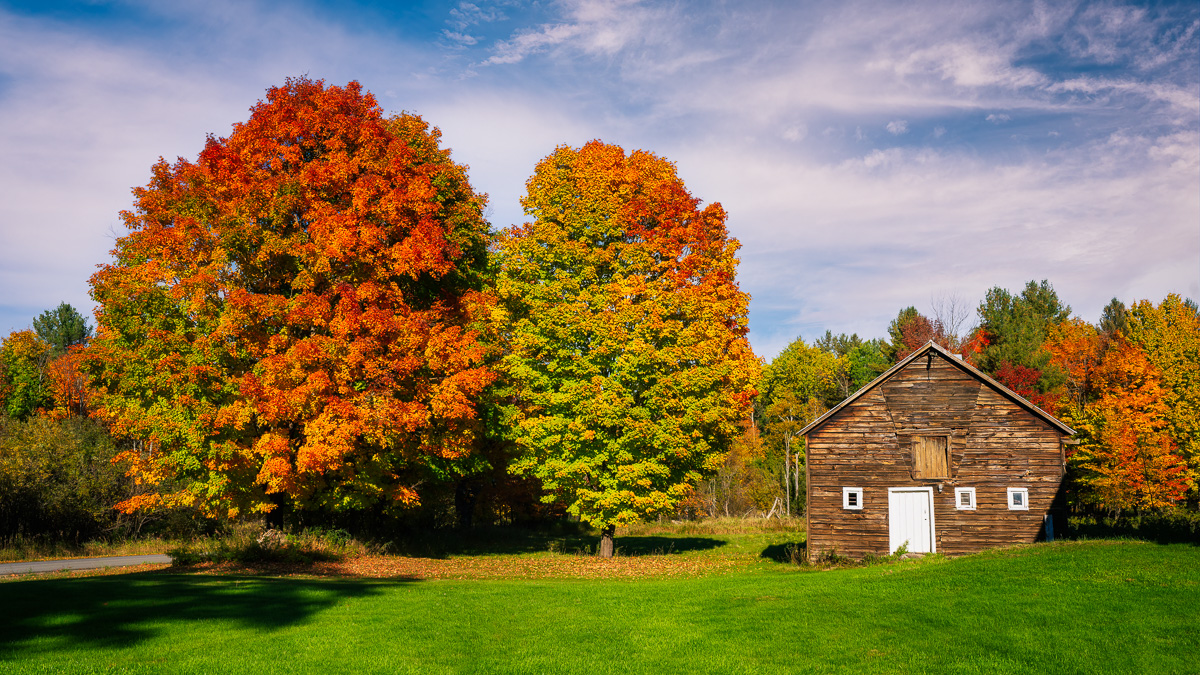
[1,539,1197,674]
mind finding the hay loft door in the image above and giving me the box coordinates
[888,487,935,554]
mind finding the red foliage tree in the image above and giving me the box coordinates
[87,78,495,518]
[994,361,1057,411]
[892,312,959,362]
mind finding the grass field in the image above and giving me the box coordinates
[1,523,1197,674]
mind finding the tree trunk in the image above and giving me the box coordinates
[599,524,616,559]
[794,453,802,517]
[455,479,477,529]
[784,437,791,517]
[264,491,286,530]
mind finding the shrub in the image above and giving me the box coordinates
[1068,508,1200,544]
[811,547,851,567]
[167,523,365,566]
[0,416,131,544]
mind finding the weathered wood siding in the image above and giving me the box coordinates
[806,352,1066,561]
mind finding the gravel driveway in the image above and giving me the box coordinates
[0,555,172,576]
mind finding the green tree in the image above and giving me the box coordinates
[884,306,921,361]
[815,331,888,398]
[814,330,862,357]
[0,331,53,420]
[0,416,136,543]
[975,280,1070,401]
[495,141,759,558]
[1099,298,1128,338]
[760,336,842,410]
[759,336,844,517]
[845,339,890,393]
[764,392,822,517]
[32,303,93,356]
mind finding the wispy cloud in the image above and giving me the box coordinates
[872,40,1048,89]
[478,0,711,71]
[0,0,1196,359]
[483,23,583,64]
[673,128,1199,356]
[1049,77,1200,114]
[783,123,808,142]
[448,1,508,30]
[443,30,480,46]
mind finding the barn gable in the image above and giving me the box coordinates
[802,341,1074,561]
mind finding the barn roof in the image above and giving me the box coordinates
[798,340,1076,437]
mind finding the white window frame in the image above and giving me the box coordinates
[843,487,864,510]
[954,487,976,510]
[1007,487,1029,510]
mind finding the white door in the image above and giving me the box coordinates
[888,488,935,554]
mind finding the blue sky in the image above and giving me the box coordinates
[1,0,1196,359]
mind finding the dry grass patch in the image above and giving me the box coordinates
[618,516,802,537]
[174,553,751,580]
[171,517,807,580]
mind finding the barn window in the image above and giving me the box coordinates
[954,487,976,510]
[1007,487,1029,510]
[912,436,950,479]
[843,487,864,510]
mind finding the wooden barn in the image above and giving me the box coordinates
[801,341,1075,561]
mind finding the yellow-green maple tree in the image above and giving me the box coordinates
[0,331,52,420]
[1126,294,1200,478]
[495,141,759,556]
[87,78,494,518]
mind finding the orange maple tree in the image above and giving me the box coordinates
[1043,318,1104,417]
[1046,322,1194,511]
[44,347,93,420]
[87,78,495,518]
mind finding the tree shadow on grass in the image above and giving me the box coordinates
[614,536,725,556]
[389,526,724,558]
[0,571,410,658]
[393,526,594,558]
[760,541,806,564]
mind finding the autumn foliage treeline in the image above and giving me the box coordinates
[730,282,1199,522]
[1,78,1196,549]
